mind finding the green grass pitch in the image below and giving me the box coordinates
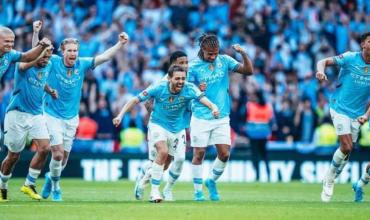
[1,179,369,220]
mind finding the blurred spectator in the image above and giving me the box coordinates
[245,90,275,180]
[294,98,318,143]
[313,116,337,154]
[359,122,370,149]
[76,103,98,140]
[119,120,145,153]
[91,95,116,140]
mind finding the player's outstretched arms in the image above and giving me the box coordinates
[32,20,42,47]
[113,97,140,127]
[232,44,254,75]
[199,97,219,118]
[316,57,335,82]
[94,32,129,67]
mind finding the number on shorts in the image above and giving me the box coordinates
[173,138,179,149]
[182,134,186,145]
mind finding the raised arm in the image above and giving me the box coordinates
[94,32,129,67]
[18,46,50,72]
[32,20,42,48]
[112,97,140,127]
[315,57,336,82]
[199,96,219,118]
[232,44,254,76]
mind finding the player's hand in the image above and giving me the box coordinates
[232,44,245,54]
[357,114,369,125]
[199,82,207,92]
[315,71,328,81]
[50,88,58,99]
[211,106,219,119]
[113,116,123,127]
[38,37,51,48]
[119,32,129,45]
[33,20,42,33]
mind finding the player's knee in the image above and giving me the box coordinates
[340,142,353,154]
[157,147,169,157]
[52,152,64,161]
[38,145,50,156]
[218,151,230,162]
[8,152,20,163]
[38,148,50,159]
[193,153,204,163]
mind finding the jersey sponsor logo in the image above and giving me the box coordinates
[27,76,45,88]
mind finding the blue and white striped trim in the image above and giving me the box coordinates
[331,160,340,168]
[26,174,36,183]
[212,169,223,176]
[169,171,179,180]
[193,178,203,184]
[151,179,161,185]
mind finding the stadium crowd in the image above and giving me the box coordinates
[1,0,370,152]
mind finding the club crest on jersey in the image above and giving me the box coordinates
[169,96,174,103]
[67,69,72,77]
[364,67,369,74]
[74,69,79,75]
[37,71,43,79]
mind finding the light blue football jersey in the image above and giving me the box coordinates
[0,49,22,79]
[138,81,204,133]
[187,54,239,120]
[45,55,94,119]
[155,73,192,128]
[331,51,370,119]
[7,62,52,115]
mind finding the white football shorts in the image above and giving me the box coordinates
[147,122,186,161]
[4,110,49,153]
